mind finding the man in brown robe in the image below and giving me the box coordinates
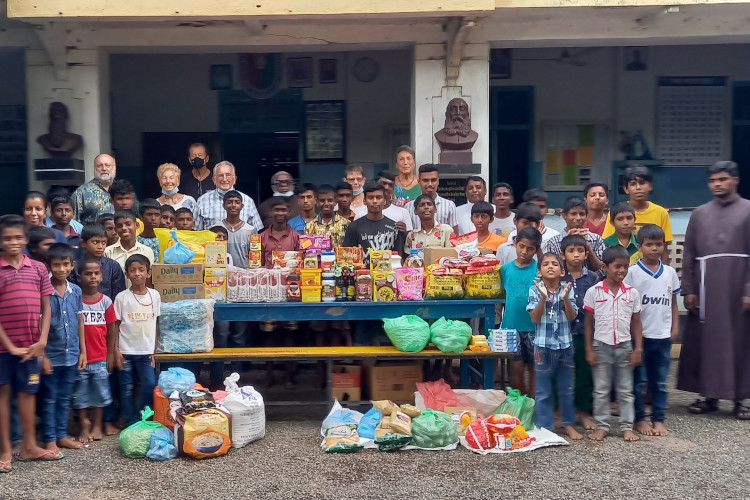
[678,161,750,419]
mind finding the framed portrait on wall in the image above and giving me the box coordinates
[287,57,313,88]
[319,59,337,84]
[305,100,345,162]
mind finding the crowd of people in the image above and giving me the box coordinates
[0,139,748,471]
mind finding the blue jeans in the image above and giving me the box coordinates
[634,338,671,423]
[103,369,120,424]
[210,321,249,385]
[118,355,157,427]
[534,346,576,429]
[40,364,79,443]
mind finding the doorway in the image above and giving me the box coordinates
[490,86,534,197]
[732,82,750,199]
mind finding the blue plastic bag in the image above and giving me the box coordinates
[357,407,382,440]
[163,230,196,264]
[158,367,196,395]
[146,426,178,461]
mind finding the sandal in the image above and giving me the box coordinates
[0,460,11,473]
[688,398,718,414]
[734,404,750,420]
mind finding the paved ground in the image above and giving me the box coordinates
[2,362,749,499]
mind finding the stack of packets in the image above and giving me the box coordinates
[488,329,519,353]
[469,335,490,352]
[249,234,262,269]
[423,255,501,300]
[204,242,227,301]
[372,400,422,451]
[226,268,288,303]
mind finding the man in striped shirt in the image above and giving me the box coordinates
[193,161,262,231]
[0,215,58,467]
[405,164,458,233]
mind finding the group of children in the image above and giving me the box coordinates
[500,165,678,442]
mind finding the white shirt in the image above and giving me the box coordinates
[506,224,559,243]
[456,202,499,235]
[406,194,457,230]
[624,260,681,339]
[355,204,413,231]
[583,281,642,345]
[114,288,162,355]
[488,213,515,237]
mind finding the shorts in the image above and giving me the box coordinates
[0,353,41,394]
[513,331,536,364]
[72,360,112,409]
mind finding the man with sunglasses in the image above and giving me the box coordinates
[257,171,300,229]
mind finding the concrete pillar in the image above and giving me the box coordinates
[26,48,110,190]
[412,42,490,180]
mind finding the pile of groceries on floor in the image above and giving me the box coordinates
[119,369,265,460]
[321,381,568,455]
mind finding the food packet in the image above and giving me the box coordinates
[389,410,412,436]
[373,400,399,416]
[450,231,481,260]
[179,389,215,414]
[399,404,422,418]
[369,250,392,271]
[396,267,424,301]
[300,234,331,252]
[335,247,364,268]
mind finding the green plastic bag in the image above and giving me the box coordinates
[429,317,473,354]
[382,315,430,352]
[495,387,536,429]
[119,406,165,458]
[411,409,458,448]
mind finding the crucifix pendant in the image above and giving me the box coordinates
[548,309,555,319]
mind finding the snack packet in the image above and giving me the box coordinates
[395,267,424,301]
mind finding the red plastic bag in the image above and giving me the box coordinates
[465,419,492,450]
[416,379,468,411]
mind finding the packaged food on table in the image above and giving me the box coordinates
[301,285,322,302]
[321,251,336,271]
[227,267,240,302]
[248,250,262,269]
[322,273,336,302]
[300,234,332,252]
[469,335,491,352]
[287,271,301,302]
[300,269,322,286]
[430,317,473,354]
[464,266,502,299]
[272,250,303,269]
[372,271,396,301]
[383,315,430,352]
[249,233,261,251]
[335,246,364,269]
[157,300,216,353]
[204,267,226,301]
[467,256,501,270]
[179,389,216,414]
[355,270,373,301]
[395,267,424,301]
[424,265,464,300]
[267,268,285,302]
[257,269,270,302]
[175,407,232,459]
[243,269,255,302]
[219,373,265,448]
[303,252,319,269]
[119,407,165,458]
[410,409,458,449]
[204,241,228,267]
[369,250,392,271]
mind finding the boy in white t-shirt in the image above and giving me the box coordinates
[112,254,161,426]
[623,224,680,437]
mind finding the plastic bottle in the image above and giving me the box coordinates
[405,248,424,268]
[322,272,336,302]
[321,251,336,272]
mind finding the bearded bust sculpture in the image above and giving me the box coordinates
[37,102,83,158]
[434,98,478,163]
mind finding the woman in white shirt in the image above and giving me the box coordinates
[156,162,197,212]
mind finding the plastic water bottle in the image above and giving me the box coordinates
[404,248,424,268]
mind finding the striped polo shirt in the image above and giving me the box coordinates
[0,255,54,352]
[406,194,458,230]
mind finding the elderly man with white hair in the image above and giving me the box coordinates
[257,170,300,229]
[193,160,263,231]
[71,153,117,224]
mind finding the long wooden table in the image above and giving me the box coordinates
[156,299,509,397]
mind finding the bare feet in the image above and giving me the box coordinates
[79,419,92,443]
[563,425,583,440]
[588,428,607,441]
[623,429,640,442]
[579,413,597,430]
[90,425,103,441]
[56,437,82,449]
[651,422,669,437]
[104,422,119,436]
[634,421,653,436]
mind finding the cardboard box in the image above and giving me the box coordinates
[423,247,457,266]
[205,242,228,267]
[368,361,422,401]
[152,263,205,284]
[331,365,361,402]
[204,267,226,301]
[156,283,206,302]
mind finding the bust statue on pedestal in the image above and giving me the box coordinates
[434,97,478,164]
[37,102,83,158]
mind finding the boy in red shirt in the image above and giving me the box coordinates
[0,215,56,469]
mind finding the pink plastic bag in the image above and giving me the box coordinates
[416,379,469,411]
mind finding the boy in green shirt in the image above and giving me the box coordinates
[603,203,641,266]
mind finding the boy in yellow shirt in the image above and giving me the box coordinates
[602,165,672,262]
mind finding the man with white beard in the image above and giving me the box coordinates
[71,153,117,224]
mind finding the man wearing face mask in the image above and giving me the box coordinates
[181,143,216,200]
[194,161,263,231]
[71,153,117,224]
[257,171,300,229]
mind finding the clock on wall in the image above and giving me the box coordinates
[352,57,379,83]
